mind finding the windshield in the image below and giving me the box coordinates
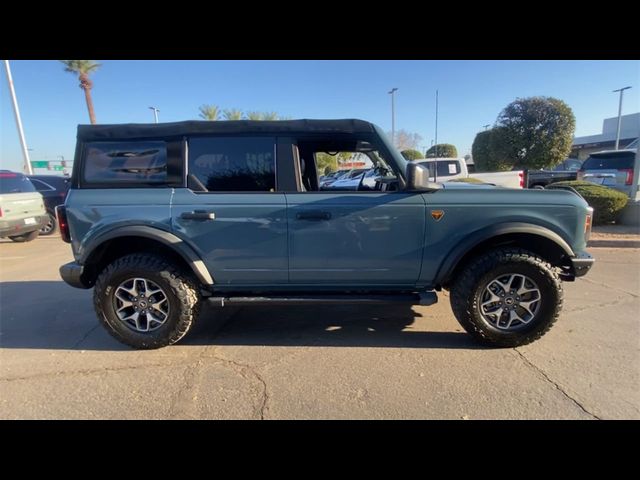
[0,173,37,194]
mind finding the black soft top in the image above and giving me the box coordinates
[77,119,376,141]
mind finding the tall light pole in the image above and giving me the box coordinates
[388,88,398,147]
[3,60,33,174]
[149,106,160,123]
[613,86,631,150]
[434,89,439,182]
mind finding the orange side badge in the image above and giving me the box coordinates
[431,210,445,221]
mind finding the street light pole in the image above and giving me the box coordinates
[149,106,160,124]
[613,86,631,150]
[388,88,398,147]
[3,60,33,174]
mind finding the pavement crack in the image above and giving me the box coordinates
[168,346,209,419]
[0,362,184,383]
[513,349,601,420]
[563,296,637,314]
[210,351,269,420]
[72,324,100,349]
[578,277,639,298]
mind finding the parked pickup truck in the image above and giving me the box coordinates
[58,119,593,349]
[527,158,582,189]
[428,158,524,188]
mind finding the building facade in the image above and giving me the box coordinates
[571,113,639,160]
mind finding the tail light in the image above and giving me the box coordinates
[518,171,524,188]
[619,168,633,185]
[584,210,593,242]
[56,205,71,243]
[0,207,3,218]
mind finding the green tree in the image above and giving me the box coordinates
[223,109,243,120]
[401,149,424,161]
[426,143,458,158]
[492,96,576,170]
[472,129,506,172]
[199,104,221,120]
[60,60,101,124]
[316,153,338,174]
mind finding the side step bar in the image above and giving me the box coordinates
[206,292,437,307]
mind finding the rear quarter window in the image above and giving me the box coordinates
[83,141,168,184]
[582,153,634,170]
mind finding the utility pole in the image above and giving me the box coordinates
[149,106,160,123]
[388,88,398,147]
[3,60,33,174]
[434,89,439,182]
[613,86,631,150]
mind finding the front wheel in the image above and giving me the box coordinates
[94,253,201,349]
[450,248,563,347]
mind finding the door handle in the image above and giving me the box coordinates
[296,211,331,221]
[180,210,216,221]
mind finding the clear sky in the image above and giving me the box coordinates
[2,60,639,172]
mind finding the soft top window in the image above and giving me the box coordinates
[83,141,168,184]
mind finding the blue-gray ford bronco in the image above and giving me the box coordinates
[58,119,594,349]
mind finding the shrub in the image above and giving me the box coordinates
[401,149,424,161]
[550,181,629,224]
[426,144,457,158]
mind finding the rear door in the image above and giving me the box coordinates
[0,173,45,225]
[171,136,288,285]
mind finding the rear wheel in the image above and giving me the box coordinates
[9,230,39,242]
[39,211,57,235]
[450,248,563,347]
[94,253,201,349]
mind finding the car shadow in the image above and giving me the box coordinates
[0,281,482,351]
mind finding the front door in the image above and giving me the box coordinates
[171,136,288,285]
[286,191,426,285]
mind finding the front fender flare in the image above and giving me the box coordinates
[80,225,214,285]
[434,222,575,285]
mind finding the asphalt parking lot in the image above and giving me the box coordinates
[0,235,638,419]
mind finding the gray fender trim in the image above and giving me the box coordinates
[80,225,214,285]
[434,222,575,285]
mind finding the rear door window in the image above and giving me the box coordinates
[582,153,634,170]
[187,136,276,192]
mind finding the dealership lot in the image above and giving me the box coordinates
[0,236,638,419]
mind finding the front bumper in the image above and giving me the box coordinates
[0,215,49,237]
[570,251,595,278]
[60,262,92,289]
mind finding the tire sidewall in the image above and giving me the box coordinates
[39,212,57,235]
[470,259,560,341]
[99,264,184,347]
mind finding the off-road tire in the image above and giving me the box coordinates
[94,253,201,349]
[9,230,39,242]
[450,248,563,348]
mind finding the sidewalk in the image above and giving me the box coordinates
[588,224,640,248]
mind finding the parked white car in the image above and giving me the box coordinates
[417,158,524,188]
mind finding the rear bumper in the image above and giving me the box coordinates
[60,261,92,289]
[570,251,595,278]
[0,215,49,237]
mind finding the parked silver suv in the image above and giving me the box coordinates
[578,149,636,197]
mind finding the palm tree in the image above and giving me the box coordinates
[60,60,101,124]
[245,111,263,121]
[223,109,243,120]
[198,104,221,120]
[261,111,279,121]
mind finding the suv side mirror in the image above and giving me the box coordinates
[406,162,441,191]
